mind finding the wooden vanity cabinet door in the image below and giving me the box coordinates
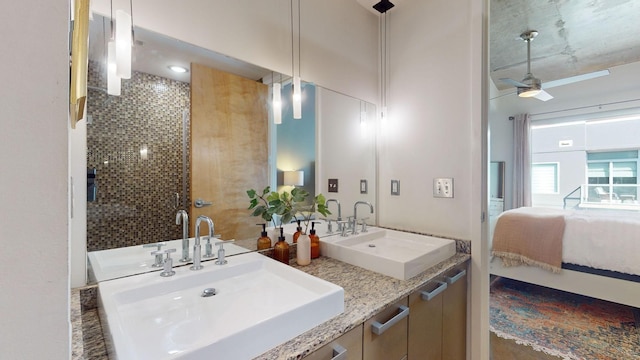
[304,325,363,360]
[407,281,446,359]
[442,265,467,360]
[363,298,409,360]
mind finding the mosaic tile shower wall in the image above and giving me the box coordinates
[87,61,190,251]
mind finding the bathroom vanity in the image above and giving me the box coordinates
[74,243,469,359]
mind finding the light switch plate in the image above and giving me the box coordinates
[360,179,368,194]
[328,178,338,193]
[391,180,400,195]
[433,178,454,198]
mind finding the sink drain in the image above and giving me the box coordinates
[368,244,376,248]
[201,288,217,297]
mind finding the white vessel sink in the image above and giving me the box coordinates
[98,251,344,359]
[88,238,250,282]
[321,228,456,280]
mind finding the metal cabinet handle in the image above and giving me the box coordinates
[194,198,213,208]
[445,269,466,285]
[371,305,410,335]
[330,344,347,360]
[420,281,448,301]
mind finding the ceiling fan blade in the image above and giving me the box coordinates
[542,69,610,89]
[500,77,528,88]
[533,89,553,101]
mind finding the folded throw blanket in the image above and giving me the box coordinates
[491,208,566,273]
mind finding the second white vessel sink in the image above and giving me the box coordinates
[321,228,456,280]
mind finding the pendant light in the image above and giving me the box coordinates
[106,1,120,95]
[273,73,282,124]
[374,0,394,123]
[115,9,132,79]
[291,0,302,119]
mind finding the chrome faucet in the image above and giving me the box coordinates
[191,215,214,271]
[175,210,190,262]
[326,199,342,221]
[326,199,342,233]
[353,201,374,235]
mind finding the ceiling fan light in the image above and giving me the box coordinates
[518,88,542,98]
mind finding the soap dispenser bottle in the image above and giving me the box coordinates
[256,223,272,250]
[293,220,303,243]
[273,227,290,264]
[309,221,321,259]
[296,226,311,266]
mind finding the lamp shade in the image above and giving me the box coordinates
[115,9,132,79]
[284,170,304,186]
[273,82,282,124]
[292,76,302,119]
[107,41,121,96]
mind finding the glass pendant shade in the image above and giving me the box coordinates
[292,76,302,119]
[115,10,132,79]
[107,41,121,96]
[273,82,282,124]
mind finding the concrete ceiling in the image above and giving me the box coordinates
[490,0,640,91]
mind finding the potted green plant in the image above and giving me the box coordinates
[247,186,331,228]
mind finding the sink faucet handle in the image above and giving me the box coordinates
[359,218,370,233]
[214,240,235,265]
[143,242,167,250]
[145,242,167,267]
[322,218,334,233]
[336,221,350,237]
[151,248,176,277]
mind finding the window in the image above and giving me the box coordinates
[532,162,559,194]
[587,150,638,199]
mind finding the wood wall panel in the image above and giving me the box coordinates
[190,63,268,241]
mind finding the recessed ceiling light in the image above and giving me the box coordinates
[168,65,188,73]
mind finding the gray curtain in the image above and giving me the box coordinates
[511,113,531,208]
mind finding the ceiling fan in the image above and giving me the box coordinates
[500,30,610,102]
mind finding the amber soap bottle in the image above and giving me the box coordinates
[309,221,320,259]
[293,220,302,243]
[273,227,290,264]
[256,223,272,250]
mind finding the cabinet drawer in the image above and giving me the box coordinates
[408,280,446,359]
[304,325,363,360]
[442,265,467,360]
[363,298,409,360]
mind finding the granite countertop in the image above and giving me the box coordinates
[72,251,470,360]
[255,253,470,359]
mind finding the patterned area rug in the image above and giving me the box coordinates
[490,277,640,360]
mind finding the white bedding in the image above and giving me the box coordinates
[492,207,640,276]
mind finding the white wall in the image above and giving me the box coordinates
[91,0,379,104]
[0,1,70,358]
[379,0,488,358]
[70,120,87,287]
[379,0,474,239]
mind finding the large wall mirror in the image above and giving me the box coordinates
[83,15,377,283]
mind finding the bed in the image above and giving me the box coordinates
[490,207,640,308]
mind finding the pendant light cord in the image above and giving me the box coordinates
[290,0,295,82]
[298,0,301,78]
[130,0,135,46]
[110,0,114,39]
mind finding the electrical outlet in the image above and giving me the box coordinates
[360,179,368,194]
[328,178,339,193]
[433,178,454,198]
[391,180,400,195]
